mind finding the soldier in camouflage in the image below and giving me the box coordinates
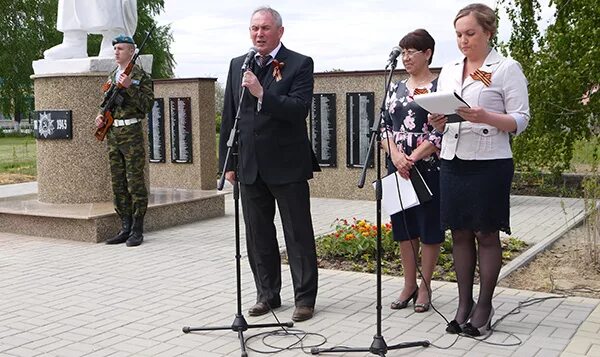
[95,34,154,247]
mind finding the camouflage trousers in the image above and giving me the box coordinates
[107,122,148,218]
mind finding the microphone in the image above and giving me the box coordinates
[386,46,401,67]
[241,47,258,71]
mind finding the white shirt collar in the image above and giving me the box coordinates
[255,42,282,64]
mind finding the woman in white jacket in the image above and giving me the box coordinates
[429,3,529,338]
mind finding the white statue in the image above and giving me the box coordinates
[43,0,138,60]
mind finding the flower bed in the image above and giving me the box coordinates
[314,218,528,282]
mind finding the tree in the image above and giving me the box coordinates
[0,0,175,121]
[499,0,600,174]
[0,0,60,122]
[215,81,224,134]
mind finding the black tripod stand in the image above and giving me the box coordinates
[182,59,292,357]
[311,58,429,356]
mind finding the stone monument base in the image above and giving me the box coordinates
[0,187,226,243]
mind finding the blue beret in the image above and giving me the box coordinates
[112,35,135,46]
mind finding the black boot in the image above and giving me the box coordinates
[126,216,144,247]
[105,216,132,244]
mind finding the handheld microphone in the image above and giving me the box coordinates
[241,47,258,71]
[386,46,402,67]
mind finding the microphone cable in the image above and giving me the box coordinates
[242,293,327,354]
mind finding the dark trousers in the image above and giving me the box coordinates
[240,176,318,307]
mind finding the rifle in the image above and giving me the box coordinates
[94,26,155,141]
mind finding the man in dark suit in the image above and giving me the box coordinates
[219,6,319,322]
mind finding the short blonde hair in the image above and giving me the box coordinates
[454,3,497,37]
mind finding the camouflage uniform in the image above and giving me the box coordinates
[101,64,154,219]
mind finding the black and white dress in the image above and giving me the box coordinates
[381,78,444,244]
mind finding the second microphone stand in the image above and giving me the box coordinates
[182,63,292,357]
[311,59,430,356]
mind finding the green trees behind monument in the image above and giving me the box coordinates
[500,0,599,174]
[0,0,174,124]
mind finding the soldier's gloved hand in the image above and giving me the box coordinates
[95,114,105,128]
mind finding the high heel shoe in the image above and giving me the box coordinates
[390,289,418,310]
[462,307,495,338]
[446,301,475,334]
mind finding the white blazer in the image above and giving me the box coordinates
[438,49,530,160]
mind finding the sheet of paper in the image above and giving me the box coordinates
[375,171,420,216]
[413,91,470,123]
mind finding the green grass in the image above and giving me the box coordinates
[572,137,599,166]
[0,136,37,176]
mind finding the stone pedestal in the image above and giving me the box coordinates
[32,56,153,204]
[0,187,226,242]
[34,73,112,203]
[0,61,228,243]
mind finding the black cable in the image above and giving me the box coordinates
[429,295,567,349]
[244,302,326,354]
[243,227,325,354]
[244,328,327,354]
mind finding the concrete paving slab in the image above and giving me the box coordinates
[0,183,596,356]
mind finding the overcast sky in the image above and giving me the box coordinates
[156,0,554,83]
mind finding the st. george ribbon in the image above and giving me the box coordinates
[241,47,258,71]
[386,46,402,68]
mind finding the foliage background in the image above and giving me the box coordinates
[499,0,599,174]
[0,0,174,122]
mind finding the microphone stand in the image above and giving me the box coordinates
[311,59,430,356]
[182,64,292,357]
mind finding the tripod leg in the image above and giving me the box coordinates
[238,330,248,357]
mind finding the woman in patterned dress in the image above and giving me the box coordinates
[382,29,444,313]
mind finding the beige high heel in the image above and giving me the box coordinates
[390,289,418,310]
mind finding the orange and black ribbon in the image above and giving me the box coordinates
[470,69,492,87]
[272,59,285,82]
[413,88,429,96]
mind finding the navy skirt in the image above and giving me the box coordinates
[389,162,445,245]
[440,158,514,235]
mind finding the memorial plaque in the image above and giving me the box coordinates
[310,93,337,167]
[169,97,193,164]
[346,92,374,168]
[148,98,165,163]
[34,110,72,139]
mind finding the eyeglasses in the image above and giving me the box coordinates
[401,50,422,58]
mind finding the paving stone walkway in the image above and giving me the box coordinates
[0,183,598,356]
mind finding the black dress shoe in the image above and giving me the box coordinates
[446,300,475,334]
[292,306,314,322]
[446,319,463,334]
[462,307,495,338]
[248,301,281,316]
